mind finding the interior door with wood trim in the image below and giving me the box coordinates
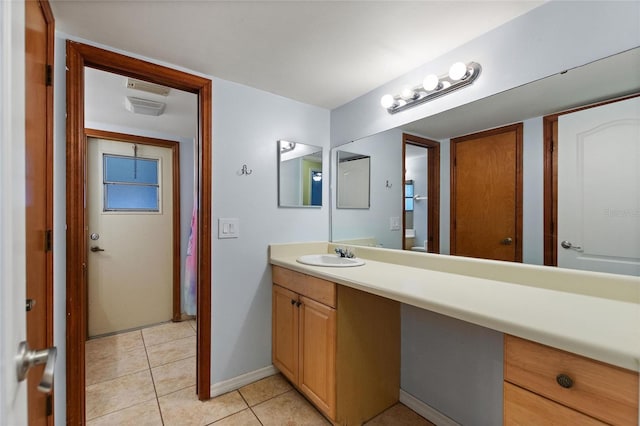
[25,1,55,424]
[87,137,174,336]
[557,97,640,275]
[451,124,523,262]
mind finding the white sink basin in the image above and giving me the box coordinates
[296,254,365,267]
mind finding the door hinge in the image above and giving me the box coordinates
[46,394,53,416]
[45,64,52,87]
[44,229,52,252]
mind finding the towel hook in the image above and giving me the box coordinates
[240,164,252,176]
[385,180,392,188]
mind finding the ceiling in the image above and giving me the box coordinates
[50,1,544,109]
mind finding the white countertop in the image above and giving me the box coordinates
[269,242,640,372]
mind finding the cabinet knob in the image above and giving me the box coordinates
[296,301,302,307]
[556,373,574,389]
[291,299,296,305]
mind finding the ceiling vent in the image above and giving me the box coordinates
[126,78,171,96]
[125,96,166,116]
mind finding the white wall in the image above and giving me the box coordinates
[52,34,67,425]
[211,77,329,382]
[331,1,640,145]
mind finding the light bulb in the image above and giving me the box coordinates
[380,94,396,109]
[401,85,416,101]
[449,62,468,81]
[441,81,451,89]
[422,74,441,91]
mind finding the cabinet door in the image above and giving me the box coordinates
[272,285,299,383]
[299,295,336,420]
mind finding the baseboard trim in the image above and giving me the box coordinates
[210,365,279,398]
[399,389,461,426]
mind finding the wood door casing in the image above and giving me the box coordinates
[402,133,440,253]
[25,1,54,424]
[66,41,212,423]
[450,123,523,262]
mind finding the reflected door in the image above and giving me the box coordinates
[451,124,523,261]
[87,137,173,336]
[558,97,640,275]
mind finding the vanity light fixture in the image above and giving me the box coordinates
[380,61,481,114]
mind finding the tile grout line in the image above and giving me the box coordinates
[141,330,166,425]
[237,389,265,426]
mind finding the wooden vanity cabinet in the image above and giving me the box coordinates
[272,265,400,425]
[504,335,639,425]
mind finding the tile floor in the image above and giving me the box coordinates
[86,321,434,425]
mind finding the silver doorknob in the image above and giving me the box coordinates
[500,237,513,245]
[561,240,583,251]
[16,341,57,393]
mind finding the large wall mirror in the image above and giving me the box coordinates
[278,140,323,208]
[331,47,640,276]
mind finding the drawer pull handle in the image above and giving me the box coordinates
[556,374,574,389]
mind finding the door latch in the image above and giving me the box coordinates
[16,341,57,393]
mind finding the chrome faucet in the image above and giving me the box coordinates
[334,247,355,258]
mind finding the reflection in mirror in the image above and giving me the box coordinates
[330,48,640,276]
[336,151,370,209]
[278,140,323,207]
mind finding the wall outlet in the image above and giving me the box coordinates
[218,218,239,239]
[390,216,401,231]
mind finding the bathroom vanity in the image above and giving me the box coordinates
[269,242,639,425]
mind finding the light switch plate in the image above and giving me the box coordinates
[218,218,239,239]
[390,216,401,231]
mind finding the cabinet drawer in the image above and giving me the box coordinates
[504,335,638,426]
[504,382,606,425]
[272,266,336,308]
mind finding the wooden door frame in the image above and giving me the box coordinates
[402,133,440,253]
[542,93,640,267]
[84,129,182,322]
[66,41,212,424]
[450,123,523,261]
[25,0,55,423]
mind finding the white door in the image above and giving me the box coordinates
[87,137,173,337]
[558,97,640,276]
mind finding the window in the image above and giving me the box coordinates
[405,181,414,212]
[103,154,159,211]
